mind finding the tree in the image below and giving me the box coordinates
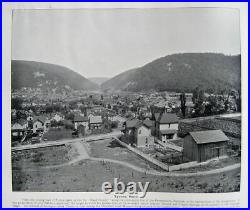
[192,87,205,117]
[69,101,77,110]
[111,121,118,129]
[65,121,74,130]
[103,119,112,132]
[65,113,74,121]
[204,96,217,116]
[235,89,241,112]
[45,105,53,113]
[180,92,186,118]
[192,87,199,104]
[50,120,58,127]
[11,97,23,110]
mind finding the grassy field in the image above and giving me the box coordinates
[89,138,164,171]
[12,157,240,193]
[42,128,73,141]
[12,145,78,191]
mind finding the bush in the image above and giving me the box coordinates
[65,122,74,130]
[197,182,208,189]
[111,121,119,128]
[233,184,240,191]
[32,152,44,163]
[213,183,221,189]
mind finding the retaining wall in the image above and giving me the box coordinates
[178,117,241,138]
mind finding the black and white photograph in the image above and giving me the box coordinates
[10,6,242,195]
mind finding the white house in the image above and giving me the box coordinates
[52,113,65,122]
[124,119,154,148]
[136,124,154,147]
[32,116,50,133]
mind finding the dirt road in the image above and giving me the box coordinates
[38,140,241,178]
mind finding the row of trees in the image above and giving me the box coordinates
[180,87,241,118]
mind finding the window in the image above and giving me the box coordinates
[138,130,141,134]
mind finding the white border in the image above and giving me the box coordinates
[2,2,248,208]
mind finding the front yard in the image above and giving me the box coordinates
[89,138,162,171]
[42,127,73,141]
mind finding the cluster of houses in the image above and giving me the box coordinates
[72,114,103,135]
[123,111,230,163]
[11,113,64,141]
[11,89,236,164]
[11,105,127,143]
[123,112,179,147]
[11,111,106,141]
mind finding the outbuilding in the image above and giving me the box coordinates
[183,130,229,162]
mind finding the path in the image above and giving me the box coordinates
[14,130,240,177]
[24,154,240,178]
[27,139,240,177]
[90,157,240,177]
[72,141,90,159]
[12,131,122,151]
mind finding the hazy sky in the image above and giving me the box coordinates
[12,8,240,78]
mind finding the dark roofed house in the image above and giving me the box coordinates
[89,115,103,130]
[143,119,155,136]
[143,119,154,128]
[126,119,141,129]
[183,130,229,162]
[158,113,178,124]
[124,119,154,147]
[124,119,141,145]
[73,115,88,123]
[155,112,179,142]
[72,115,89,132]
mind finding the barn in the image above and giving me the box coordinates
[183,130,229,162]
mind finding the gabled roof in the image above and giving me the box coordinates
[89,116,102,124]
[16,118,27,126]
[33,116,48,124]
[158,113,178,124]
[189,130,229,144]
[126,119,141,129]
[143,119,154,128]
[73,115,88,122]
[52,113,64,117]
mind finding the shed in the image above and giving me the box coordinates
[183,130,229,162]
